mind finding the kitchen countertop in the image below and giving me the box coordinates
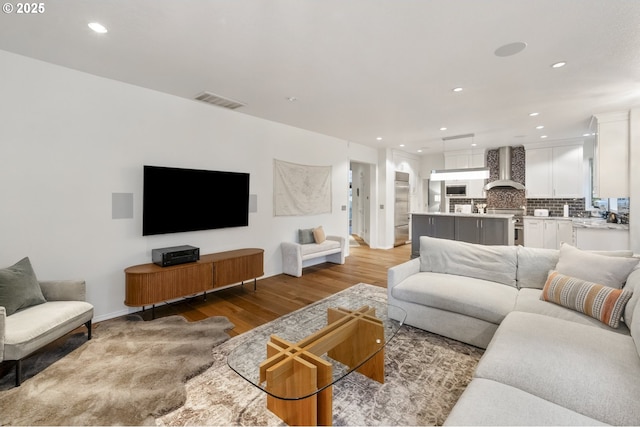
[524,216,629,230]
[523,216,573,220]
[412,212,514,219]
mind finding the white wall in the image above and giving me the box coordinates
[630,108,640,253]
[0,50,378,320]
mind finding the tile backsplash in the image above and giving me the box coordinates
[526,198,586,217]
[485,146,526,208]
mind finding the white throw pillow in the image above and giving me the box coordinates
[555,243,639,289]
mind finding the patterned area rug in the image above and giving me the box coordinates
[157,283,484,426]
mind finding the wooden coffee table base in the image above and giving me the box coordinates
[259,306,385,426]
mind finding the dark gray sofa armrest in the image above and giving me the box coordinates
[39,280,87,302]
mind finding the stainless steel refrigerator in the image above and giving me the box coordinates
[394,171,410,246]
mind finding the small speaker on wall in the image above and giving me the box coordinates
[112,193,134,219]
[249,194,258,213]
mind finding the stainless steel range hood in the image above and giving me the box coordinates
[484,146,525,191]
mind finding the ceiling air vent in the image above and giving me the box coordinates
[194,91,246,110]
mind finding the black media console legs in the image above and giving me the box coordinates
[240,278,258,292]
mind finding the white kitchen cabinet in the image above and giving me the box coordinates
[556,219,574,246]
[525,144,583,198]
[524,218,574,249]
[444,150,486,198]
[593,111,629,198]
[575,227,630,251]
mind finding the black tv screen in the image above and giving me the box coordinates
[143,165,250,236]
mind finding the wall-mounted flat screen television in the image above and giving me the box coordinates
[143,165,250,236]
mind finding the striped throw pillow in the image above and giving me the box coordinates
[541,270,632,328]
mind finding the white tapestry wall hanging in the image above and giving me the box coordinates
[273,159,332,216]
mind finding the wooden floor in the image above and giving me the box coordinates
[0,238,410,380]
[138,237,412,336]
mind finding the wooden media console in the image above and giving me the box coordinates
[124,248,264,311]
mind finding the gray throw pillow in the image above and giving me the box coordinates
[555,243,639,289]
[298,228,315,244]
[0,257,47,316]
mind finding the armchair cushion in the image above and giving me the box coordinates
[0,257,46,316]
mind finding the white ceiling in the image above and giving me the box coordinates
[1,0,639,154]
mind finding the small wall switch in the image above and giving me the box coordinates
[341,205,347,211]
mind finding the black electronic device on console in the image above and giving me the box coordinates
[152,245,200,267]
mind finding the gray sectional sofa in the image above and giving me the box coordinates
[388,236,640,425]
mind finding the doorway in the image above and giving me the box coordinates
[349,161,374,246]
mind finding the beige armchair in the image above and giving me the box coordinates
[1,279,93,386]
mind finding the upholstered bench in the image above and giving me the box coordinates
[281,227,345,277]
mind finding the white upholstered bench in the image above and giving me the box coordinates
[281,228,345,277]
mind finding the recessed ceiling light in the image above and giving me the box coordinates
[529,112,540,117]
[540,135,548,139]
[551,61,566,69]
[494,42,527,57]
[440,127,447,131]
[376,137,383,141]
[88,22,108,33]
[471,143,477,147]
[452,87,463,92]
[536,125,545,130]
[399,144,405,147]
[417,149,423,153]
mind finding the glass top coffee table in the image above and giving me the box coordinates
[227,295,406,426]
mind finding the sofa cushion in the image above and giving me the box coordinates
[419,236,518,287]
[516,246,559,289]
[444,378,607,426]
[541,270,632,328]
[515,288,630,334]
[475,311,640,426]
[298,228,315,244]
[391,271,517,324]
[555,243,639,289]
[631,295,640,359]
[623,268,640,327]
[0,257,47,316]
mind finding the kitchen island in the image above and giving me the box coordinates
[411,212,515,258]
[572,218,630,250]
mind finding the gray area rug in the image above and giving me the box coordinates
[157,283,484,426]
[0,314,233,426]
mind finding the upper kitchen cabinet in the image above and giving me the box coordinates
[444,149,486,198]
[593,111,629,198]
[525,143,583,198]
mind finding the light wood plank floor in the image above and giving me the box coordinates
[138,237,411,336]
